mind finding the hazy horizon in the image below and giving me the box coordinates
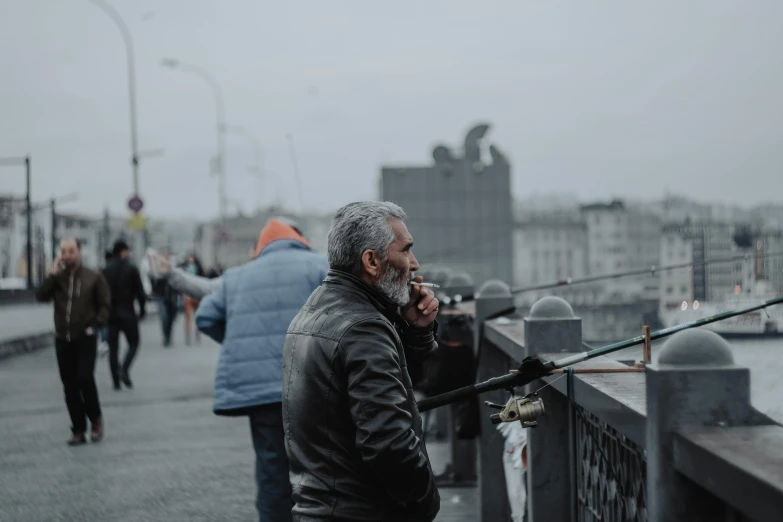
[3,0,783,220]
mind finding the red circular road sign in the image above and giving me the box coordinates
[128,195,144,213]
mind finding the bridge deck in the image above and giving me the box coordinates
[0,317,477,521]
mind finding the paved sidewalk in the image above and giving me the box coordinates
[0,319,477,522]
[0,303,53,342]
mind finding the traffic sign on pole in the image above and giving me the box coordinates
[128,195,144,213]
[126,212,147,231]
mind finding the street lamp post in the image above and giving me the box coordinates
[225,125,265,212]
[0,156,32,289]
[161,59,227,230]
[134,148,165,250]
[87,0,140,198]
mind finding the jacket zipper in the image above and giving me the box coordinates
[66,273,74,342]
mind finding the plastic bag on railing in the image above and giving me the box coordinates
[497,421,527,522]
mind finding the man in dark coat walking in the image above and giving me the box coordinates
[36,237,111,445]
[101,240,146,389]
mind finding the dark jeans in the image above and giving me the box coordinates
[157,300,178,346]
[249,404,293,522]
[108,316,140,385]
[55,335,102,434]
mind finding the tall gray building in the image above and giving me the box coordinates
[380,124,513,286]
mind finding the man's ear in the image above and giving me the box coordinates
[361,249,381,279]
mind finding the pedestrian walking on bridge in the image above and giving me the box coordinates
[149,248,179,347]
[36,237,111,446]
[101,240,147,390]
[196,217,329,522]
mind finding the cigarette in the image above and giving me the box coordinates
[409,282,440,288]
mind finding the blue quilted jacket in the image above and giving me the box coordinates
[195,239,329,414]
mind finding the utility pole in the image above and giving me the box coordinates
[50,198,57,261]
[88,0,141,213]
[103,207,111,255]
[25,157,32,289]
[0,155,33,288]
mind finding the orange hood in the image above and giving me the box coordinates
[253,218,310,258]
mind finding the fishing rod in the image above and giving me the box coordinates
[431,251,783,303]
[509,251,783,296]
[417,294,783,413]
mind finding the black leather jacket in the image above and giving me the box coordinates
[283,270,440,522]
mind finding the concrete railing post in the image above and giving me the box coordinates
[442,271,477,484]
[475,279,515,522]
[646,329,765,522]
[429,266,454,441]
[523,296,582,522]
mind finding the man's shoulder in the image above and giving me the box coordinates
[264,246,326,264]
[241,249,326,276]
[295,287,392,341]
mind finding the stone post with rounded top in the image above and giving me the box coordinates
[475,279,515,521]
[523,296,583,522]
[646,329,774,521]
[439,271,477,484]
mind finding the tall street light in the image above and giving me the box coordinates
[225,125,265,212]
[87,0,140,198]
[160,58,227,232]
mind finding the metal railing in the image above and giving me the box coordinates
[576,407,647,522]
[461,279,783,522]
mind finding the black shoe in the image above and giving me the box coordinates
[113,383,121,391]
[121,373,133,389]
[90,418,104,443]
[67,431,87,446]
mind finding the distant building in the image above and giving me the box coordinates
[1,195,60,284]
[663,221,755,302]
[659,229,695,311]
[580,200,661,293]
[756,228,783,293]
[380,124,513,285]
[512,216,588,288]
[751,203,783,230]
[513,192,580,222]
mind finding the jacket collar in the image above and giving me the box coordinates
[257,239,310,257]
[324,269,406,326]
[66,263,84,277]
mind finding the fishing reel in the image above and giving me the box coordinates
[485,390,546,428]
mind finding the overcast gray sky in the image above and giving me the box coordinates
[1,0,782,220]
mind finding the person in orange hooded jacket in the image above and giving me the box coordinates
[195,217,329,522]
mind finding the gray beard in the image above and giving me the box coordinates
[376,264,411,307]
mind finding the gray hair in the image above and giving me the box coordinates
[327,201,407,276]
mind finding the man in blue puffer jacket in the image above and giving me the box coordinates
[196,217,328,522]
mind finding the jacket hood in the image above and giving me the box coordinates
[253,217,311,257]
